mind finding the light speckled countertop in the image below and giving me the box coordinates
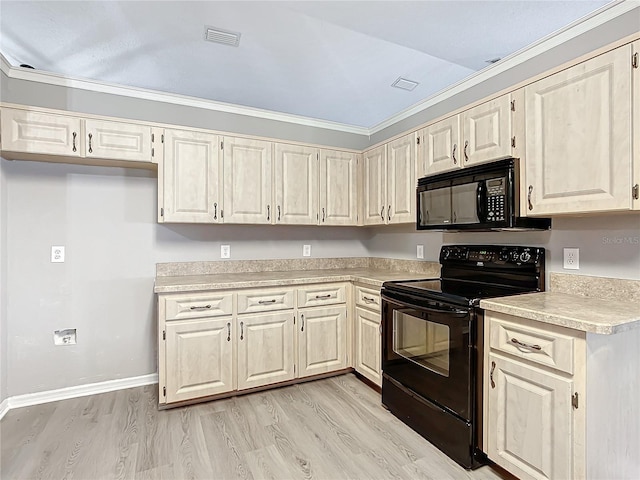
[154,268,431,293]
[480,292,640,335]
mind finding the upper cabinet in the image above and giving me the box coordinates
[319,149,357,225]
[160,129,221,223]
[273,143,318,225]
[524,45,633,215]
[633,40,640,211]
[1,109,82,157]
[419,95,513,177]
[222,137,273,224]
[84,119,154,163]
[363,133,416,225]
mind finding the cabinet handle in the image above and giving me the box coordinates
[277,205,281,221]
[301,314,305,332]
[452,143,457,164]
[227,322,231,342]
[380,205,385,221]
[463,140,469,162]
[213,202,217,220]
[189,304,212,310]
[388,205,391,222]
[315,294,331,300]
[88,133,93,153]
[363,296,376,303]
[379,323,382,335]
[258,299,276,305]
[240,321,244,340]
[527,185,534,211]
[490,361,496,389]
[322,208,326,222]
[267,205,270,221]
[72,132,77,152]
[510,337,542,351]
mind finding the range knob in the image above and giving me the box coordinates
[443,249,451,260]
[510,250,520,262]
[499,249,510,262]
[520,251,532,263]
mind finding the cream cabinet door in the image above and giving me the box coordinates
[362,145,387,225]
[0,108,82,157]
[524,45,632,215]
[222,137,273,224]
[462,95,512,166]
[165,317,234,403]
[274,143,318,225]
[488,354,573,480]
[319,149,357,225]
[355,307,382,386]
[84,119,152,162]
[633,40,640,211]
[422,115,461,175]
[386,133,416,224]
[161,129,220,223]
[297,306,347,378]
[237,312,294,390]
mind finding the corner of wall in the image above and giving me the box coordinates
[0,158,8,403]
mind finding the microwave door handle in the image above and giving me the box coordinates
[476,181,488,222]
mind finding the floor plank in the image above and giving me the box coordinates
[1,374,507,480]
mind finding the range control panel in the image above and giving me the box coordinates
[441,245,544,266]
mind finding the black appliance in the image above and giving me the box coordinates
[381,244,545,469]
[417,158,551,231]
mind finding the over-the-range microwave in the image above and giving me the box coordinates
[417,158,551,231]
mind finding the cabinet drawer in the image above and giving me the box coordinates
[163,292,233,320]
[489,313,575,375]
[354,285,381,312]
[237,288,294,314]
[297,283,346,308]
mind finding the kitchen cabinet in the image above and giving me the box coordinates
[353,285,382,386]
[484,310,640,480]
[84,119,154,163]
[633,40,640,211]
[362,133,416,225]
[1,108,82,157]
[319,149,358,225]
[160,129,221,223]
[237,311,295,390]
[222,137,273,224]
[274,143,318,225]
[297,305,347,378]
[419,95,513,176]
[524,44,632,215]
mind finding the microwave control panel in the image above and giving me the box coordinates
[486,178,506,222]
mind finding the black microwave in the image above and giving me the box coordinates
[417,159,551,231]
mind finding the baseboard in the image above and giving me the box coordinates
[0,373,158,419]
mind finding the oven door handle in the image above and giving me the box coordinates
[382,293,470,316]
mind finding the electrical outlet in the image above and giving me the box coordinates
[303,245,311,257]
[417,245,424,259]
[54,328,76,345]
[51,246,65,263]
[563,248,579,270]
[221,245,230,259]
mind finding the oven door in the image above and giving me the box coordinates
[382,293,474,421]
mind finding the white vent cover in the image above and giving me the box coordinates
[391,77,419,91]
[204,26,241,47]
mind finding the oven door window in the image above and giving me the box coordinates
[393,310,450,376]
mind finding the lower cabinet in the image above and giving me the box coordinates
[353,284,382,386]
[164,317,234,403]
[237,311,295,390]
[297,305,347,378]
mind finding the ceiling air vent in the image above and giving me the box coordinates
[204,26,241,47]
[391,77,419,91]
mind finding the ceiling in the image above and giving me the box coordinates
[0,1,617,128]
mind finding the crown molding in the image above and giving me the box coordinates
[0,0,636,137]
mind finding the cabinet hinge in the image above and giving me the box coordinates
[416,136,420,145]
[293,314,296,325]
[162,330,166,340]
[163,386,166,397]
[632,52,638,69]
[511,136,516,148]
[294,364,296,374]
[317,153,319,161]
[152,133,155,143]
[152,147,155,157]
[220,141,224,150]
[161,134,164,143]
[572,392,579,409]
[510,99,515,111]
[633,184,639,200]
[220,209,224,219]
[160,207,164,217]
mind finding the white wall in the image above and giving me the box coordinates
[0,159,7,402]
[2,159,368,397]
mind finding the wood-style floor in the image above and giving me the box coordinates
[1,374,504,480]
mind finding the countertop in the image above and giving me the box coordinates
[480,291,640,335]
[154,268,431,293]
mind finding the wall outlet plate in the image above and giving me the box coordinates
[416,245,424,259]
[51,246,65,263]
[54,328,76,345]
[563,247,579,270]
[303,245,311,257]
[221,245,230,259]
